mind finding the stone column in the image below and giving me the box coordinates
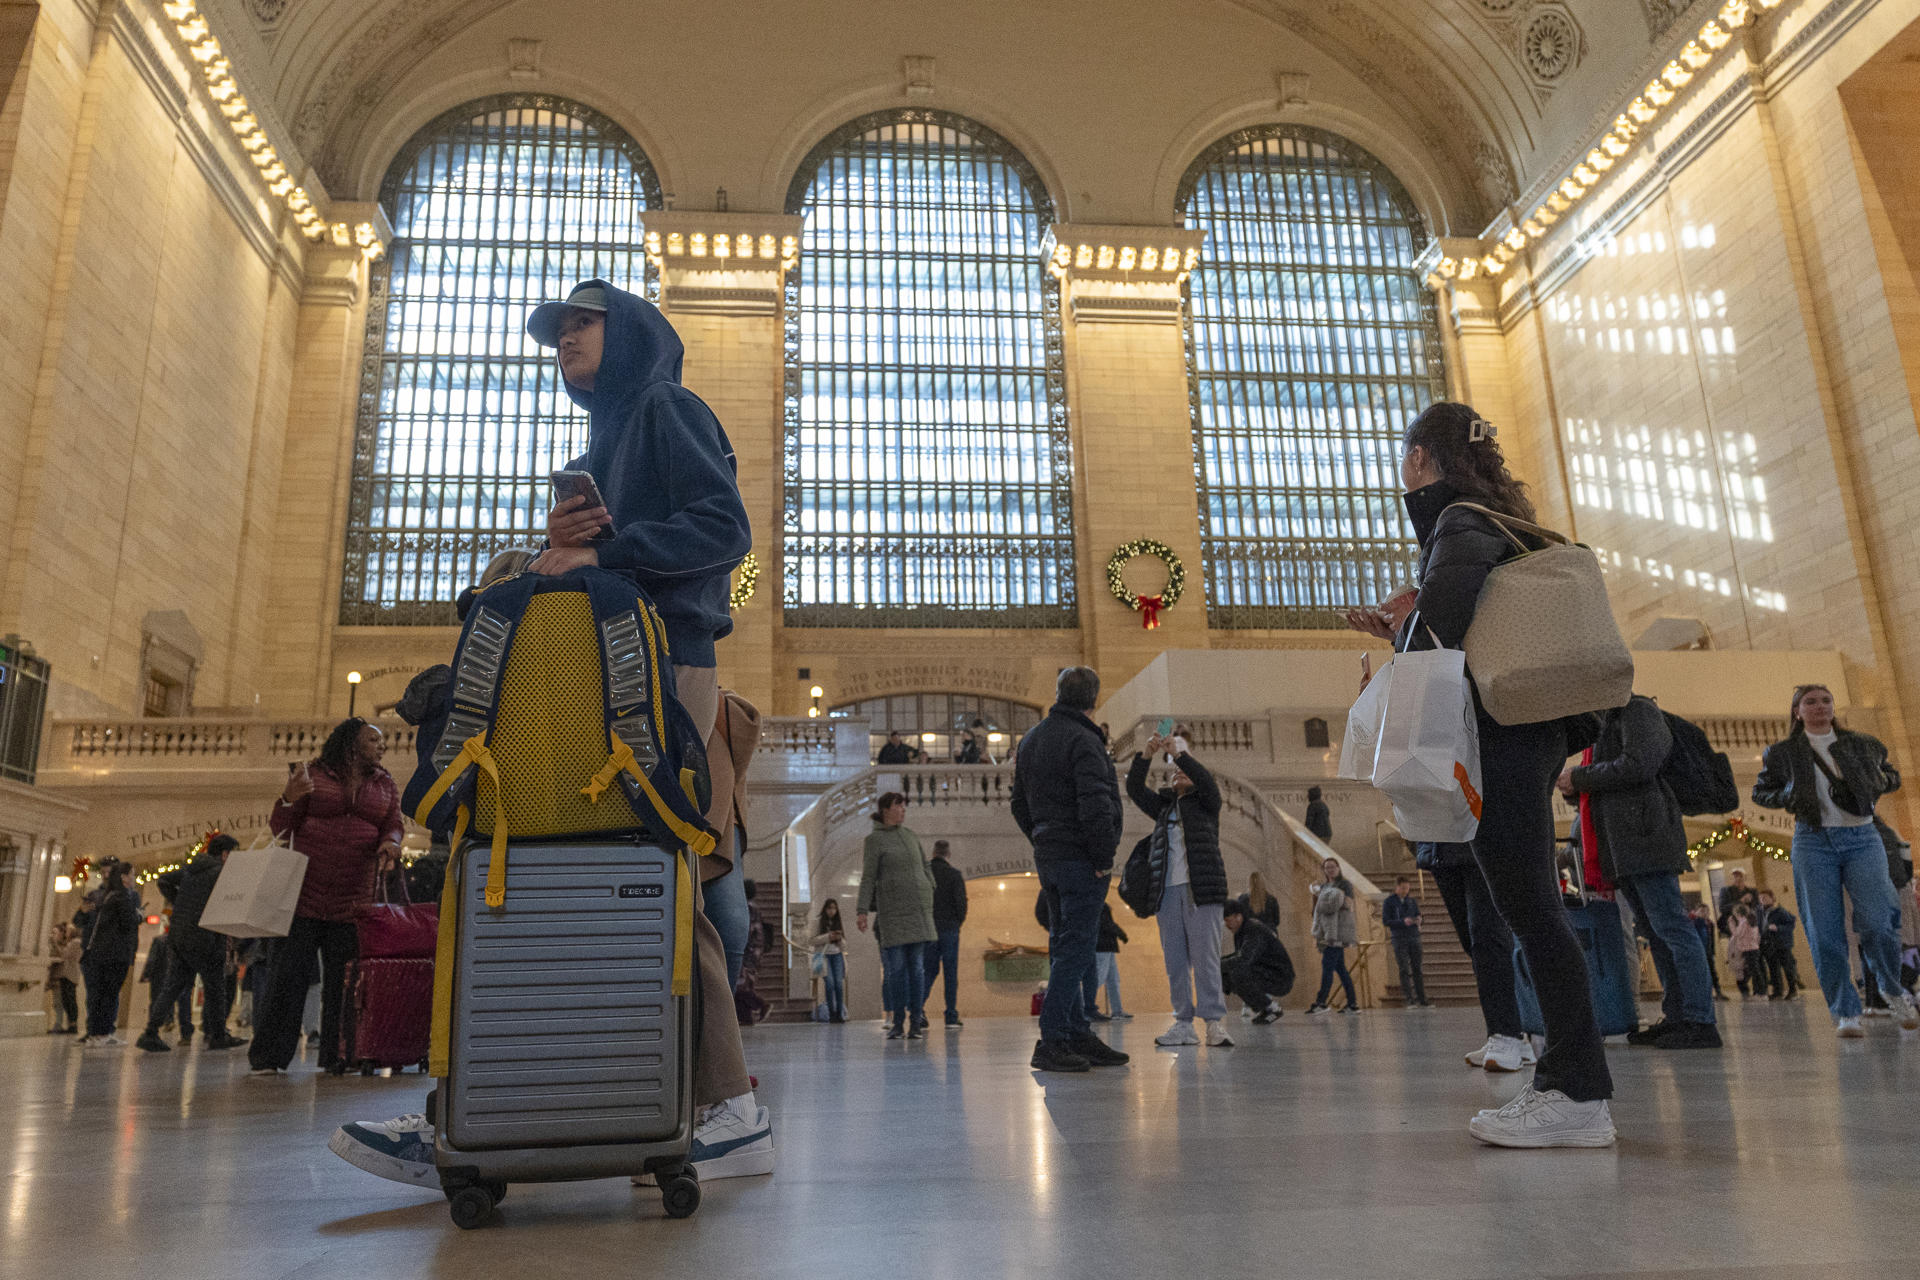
[642,211,802,716]
[1047,224,1210,695]
[256,203,389,716]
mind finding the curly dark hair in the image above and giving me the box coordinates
[1403,401,1537,523]
[316,716,370,776]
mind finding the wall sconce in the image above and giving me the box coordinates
[808,684,824,719]
[347,670,362,717]
[54,875,73,895]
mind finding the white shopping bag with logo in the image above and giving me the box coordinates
[199,833,309,938]
[1338,658,1393,782]
[1373,646,1483,843]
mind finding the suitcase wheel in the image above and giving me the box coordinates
[661,1170,700,1220]
[448,1185,496,1230]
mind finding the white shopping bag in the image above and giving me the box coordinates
[199,833,309,938]
[1337,659,1393,782]
[1373,647,1483,843]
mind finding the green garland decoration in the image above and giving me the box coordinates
[1686,819,1789,863]
[1106,539,1185,614]
[730,552,760,610]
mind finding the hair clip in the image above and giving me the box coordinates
[1468,417,1497,442]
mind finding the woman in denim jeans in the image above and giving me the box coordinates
[811,899,850,1023]
[1753,684,1912,1038]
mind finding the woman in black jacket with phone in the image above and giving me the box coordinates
[76,860,142,1045]
[1347,402,1613,1149]
[1752,683,1910,1037]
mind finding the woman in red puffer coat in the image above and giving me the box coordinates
[248,718,403,1074]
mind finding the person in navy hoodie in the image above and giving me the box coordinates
[523,279,752,740]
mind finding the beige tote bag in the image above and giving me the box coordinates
[1449,502,1634,726]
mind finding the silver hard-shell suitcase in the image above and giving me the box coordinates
[432,838,699,1226]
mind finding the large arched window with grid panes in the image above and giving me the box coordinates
[340,95,661,624]
[782,109,1073,628]
[1179,126,1445,630]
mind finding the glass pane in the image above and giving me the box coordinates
[341,97,660,624]
[783,113,1075,628]
[1180,129,1445,630]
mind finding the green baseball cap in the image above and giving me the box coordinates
[526,282,610,346]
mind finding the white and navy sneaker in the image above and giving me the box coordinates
[1154,1021,1200,1047]
[1468,1085,1616,1149]
[328,1113,437,1188]
[634,1097,774,1185]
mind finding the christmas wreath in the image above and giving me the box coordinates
[1107,539,1185,630]
[729,552,760,610]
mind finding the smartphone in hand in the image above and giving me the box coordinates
[550,470,614,541]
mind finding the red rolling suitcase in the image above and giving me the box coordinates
[341,876,437,1072]
[342,956,435,1070]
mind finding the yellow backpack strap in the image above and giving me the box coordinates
[472,747,509,909]
[428,851,462,1079]
[414,736,483,829]
[582,740,719,859]
[417,736,511,909]
[673,852,693,997]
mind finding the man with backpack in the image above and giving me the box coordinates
[1559,695,1721,1049]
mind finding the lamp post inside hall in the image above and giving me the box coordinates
[347,670,362,718]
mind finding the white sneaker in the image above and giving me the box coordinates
[1837,1017,1866,1039]
[1888,993,1920,1031]
[633,1097,774,1185]
[1526,1035,1544,1064]
[329,1114,437,1188]
[1464,1034,1528,1071]
[1154,1021,1200,1047]
[91,1035,126,1048]
[1204,1020,1234,1047]
[1468,1085,1616,1149]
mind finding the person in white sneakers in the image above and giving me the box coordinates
[1753,683,1916,1040]
[1126,733,1233,1048]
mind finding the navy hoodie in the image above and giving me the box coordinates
[560,280,751,667]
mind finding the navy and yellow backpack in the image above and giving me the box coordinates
[407,566,717,911]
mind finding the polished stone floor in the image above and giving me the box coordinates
[7,1001,1920,1279]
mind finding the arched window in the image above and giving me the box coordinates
[340,95,661,624]
[782,110,1073,628]
[1179,126,1445,630]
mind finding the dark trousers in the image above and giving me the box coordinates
[1472,715,1611,1102]
[1223,965,1281,1012]
[1314,945,1357,1007]
[146,939,230,1040]
[249,916,357,1070]
[1431,858,1523,1038]
[81,957,129,1038]
[1391,933,1427,1004]
[1702,937,1725,995]
[146,945,195,1036]
[925,929,962,1017]
[1037,859,1106,1043]
[55,978,79,1029]
[1762,943,1802,997]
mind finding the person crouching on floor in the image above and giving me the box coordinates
[1221,899,1294,1023]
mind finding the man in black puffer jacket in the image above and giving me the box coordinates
[137,835,246,1052]
[1012,667,1126,1073]
[1127,734,1230,1047]
[1561,695,1719,1050]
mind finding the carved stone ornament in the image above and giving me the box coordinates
[507,39,542,81]
[1524,7,1583,81]
[247,0,288,24]
[903,55,935,98]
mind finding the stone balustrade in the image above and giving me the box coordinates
[49,717,418,775]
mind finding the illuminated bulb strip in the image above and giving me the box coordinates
[643,226,802,274]
[156,0,388,256]
[1044,240,1201,279]
[1428,0,1778,284]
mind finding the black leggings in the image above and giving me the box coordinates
[82,957,129,1039]
[248,917,357,1070]
[146,939,231,1040]
[1470,715,1610,1101]
[1430,854,1523,1039]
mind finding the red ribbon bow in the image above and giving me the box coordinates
[1138,595,1164,630]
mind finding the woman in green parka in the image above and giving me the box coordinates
[857,792,938,1039]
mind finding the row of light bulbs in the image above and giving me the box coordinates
[158,0,382,260]
[1431,0,1788,284]
[1048,242,1200,278]
[645,229,800,268]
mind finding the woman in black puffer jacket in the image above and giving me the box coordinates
[1348,402,1613,1148]
[1127,735,1230,1046]
[1752,683,1908,1035]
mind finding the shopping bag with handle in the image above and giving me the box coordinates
[1338,658,1393,782]
[1373,640,1483,843]
[200,832,308,937]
